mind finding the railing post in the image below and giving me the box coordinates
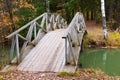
[67,33,76,66]
[65,37,68,64]
[46,13,49,32]
[53,15,55,30]
[74,26,80,46]
[41,16,46,28]
[21,23,34,53]
[9,36,16,64]
[34,22,37,38]
[28,23,34,42]
[15,34,20,64]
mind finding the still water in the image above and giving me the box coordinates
[79,48,120,76]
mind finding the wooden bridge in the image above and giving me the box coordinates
[6,12,86,72]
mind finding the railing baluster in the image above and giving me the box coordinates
[41,16,46,28]
[67,33,76,65]
[54,22,57,29]
[9,36,16,64]
[46,13,49,32]
[21,23,34,53]
[34,22,37,38]
[50,15,55,30]
[65,38,68,64]
[15,34,20,63]
[36,22,46,33]
[28,23,34,42]
[62,12,87,67]
[50,15,53,22]
[53,15,55,30]
[17,34,27,41]
[74,26,80,46]
[61,18,64,28]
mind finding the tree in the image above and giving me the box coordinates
[101,0,107,39]
[5,0,15,30]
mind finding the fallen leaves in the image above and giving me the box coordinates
[0,69,120,80]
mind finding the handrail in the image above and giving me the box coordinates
[7,12,67,64]
[62,13,79,38]
[63,12,86,38]
[62,12,87,66]
[6,13,46,39]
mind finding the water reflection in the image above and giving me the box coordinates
[102,52,107,72]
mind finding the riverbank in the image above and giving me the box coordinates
[85,21,120,48]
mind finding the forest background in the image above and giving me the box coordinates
[0,0,120,46]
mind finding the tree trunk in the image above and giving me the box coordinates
[101,0,107,39]
[6,0,15,31]
[91,11,94,20]
[115,0,120,24]
[86,11,89,21]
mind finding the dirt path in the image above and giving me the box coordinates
[86,21,102,31]
[86,21,103,36]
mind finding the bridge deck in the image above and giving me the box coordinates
[7,12,87,72]
[17,29,66,72]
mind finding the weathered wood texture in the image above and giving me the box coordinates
[6,13,67,64]
[17,29,66,72]
[7,12,86,72]
[17,30,85,72]
[62,12,86,67]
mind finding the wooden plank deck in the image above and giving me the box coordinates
[17,29,85,72]
[17,29,66,72]
[5,12,86,73]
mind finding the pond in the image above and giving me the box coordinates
[79,48,120,76]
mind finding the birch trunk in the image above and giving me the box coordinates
[101,0,108,39]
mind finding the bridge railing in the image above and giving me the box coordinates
[62,12,86,66]
[6,13,67,64]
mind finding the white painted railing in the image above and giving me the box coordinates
[62,12,87,66]
[6,13,67,64]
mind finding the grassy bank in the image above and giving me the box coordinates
[84,22,120,48]
[84,31,120,48]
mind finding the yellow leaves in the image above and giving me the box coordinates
[0,12,11,26]
[0,2,4,8]
[0,75,5,80]
[19,0,36,11]
[2,16,11,26]
[58,71,77,77]
[112,31,120,38]
[13,8,18,12]
[24,2,35,10]
[107,31,120,47]
[13,15,19,22]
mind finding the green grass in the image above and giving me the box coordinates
[58,71,77,77]
[0,45,10,70]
